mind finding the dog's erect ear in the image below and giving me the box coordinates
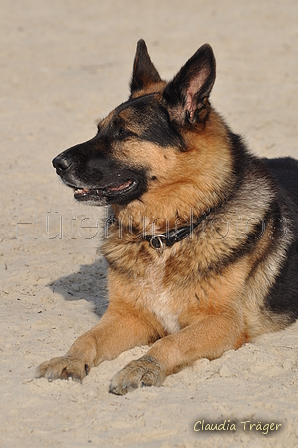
[130,39,162,95]
[163,44,216,124]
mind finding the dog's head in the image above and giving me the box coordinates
[53,40,221,214]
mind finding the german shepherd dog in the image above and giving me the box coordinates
[37,40,298,394]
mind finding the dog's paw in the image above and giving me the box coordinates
[109,355,165,395]
[36,356,89,383]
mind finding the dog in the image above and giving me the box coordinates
[37,40,298,395]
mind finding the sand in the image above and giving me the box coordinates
[1,0,298,446]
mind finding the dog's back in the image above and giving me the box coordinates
[260,157,298,321]
[263,157,298,206]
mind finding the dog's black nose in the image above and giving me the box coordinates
[52,154,73,173]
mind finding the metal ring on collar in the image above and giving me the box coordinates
[149,235,165,256]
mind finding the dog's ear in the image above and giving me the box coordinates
[130,39,162,95]
[163,44,216,124]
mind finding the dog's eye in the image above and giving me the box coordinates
[115,128,129,139]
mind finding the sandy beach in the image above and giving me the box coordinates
[1,1,298,446]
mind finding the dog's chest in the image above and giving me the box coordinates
[137,266,181,335]
[104,236,183,334]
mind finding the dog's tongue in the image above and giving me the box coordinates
[73,180,133,198]
[106,180,133,192]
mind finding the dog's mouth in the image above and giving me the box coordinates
[73,179,138,201]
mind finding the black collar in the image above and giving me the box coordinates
[143,211,210,255]
[105,210,211,256]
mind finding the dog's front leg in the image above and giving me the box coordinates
[109,312,244,395]
[37,305,159,382]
